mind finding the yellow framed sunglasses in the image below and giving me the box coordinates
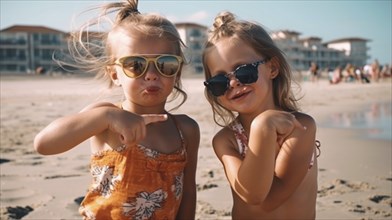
[113,54,183,78]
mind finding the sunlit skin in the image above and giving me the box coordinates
[108,29,178,115]
[206,37,318,219]
[34,28,200,219]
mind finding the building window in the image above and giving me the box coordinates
[190,29,201,37]
[193,56,201,64]
[191,42,201,50]
[41,34,52,45]
[33,33,39,42]
[52,35,60,44]
[18,50,26,60]
[6,64,17,71]
[42,49,52,60]
[6,49,16,58]
[195,66,203,73]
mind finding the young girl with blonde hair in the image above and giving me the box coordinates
[203,11,319,219]
[34,1,200,219]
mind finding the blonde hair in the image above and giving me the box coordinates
[202,11,299,127]
[59,0,187,110]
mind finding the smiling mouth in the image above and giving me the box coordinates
[231,91,250,100]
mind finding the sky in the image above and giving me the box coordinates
[1,0,391,64]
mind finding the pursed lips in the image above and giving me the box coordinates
[144,85,161,93]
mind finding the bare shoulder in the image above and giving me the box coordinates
[172,114,200,148]
[212,127,237,157]
[172,114,199,133]
[292,112,317,132]
[80,102,118,112]
[213,127,233,145]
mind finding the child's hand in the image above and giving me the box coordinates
[253,110,306,146]
[107,109,168,145]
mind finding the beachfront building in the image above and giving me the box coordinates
[271,30,369,71]
[0,25,68,75]
[0,24,370,75]
[175,22,208,75]
[324,37,370,68]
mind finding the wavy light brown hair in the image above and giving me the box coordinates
[202,11,299,127]
[58,0,187,110]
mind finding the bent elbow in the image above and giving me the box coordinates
[33,133,51,155]
[243,194,279,211]
[260,202,279,212]
[241,192,265,205]
[234,180,269,205]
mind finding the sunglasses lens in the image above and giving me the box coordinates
[156,55,181,76]
[205,74,229,96]
[118,55,181,78]
[121,56,147,78]
[235,64,258,84]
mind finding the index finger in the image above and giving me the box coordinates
[142,114,168,125]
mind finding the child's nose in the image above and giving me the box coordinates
[228,75,241,88]
[144,62,159,80]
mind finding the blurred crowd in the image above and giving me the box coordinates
[307,60,391,84]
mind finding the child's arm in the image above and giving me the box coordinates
[260,112,316,211]
[213,128,276,205]
[213,110,309,205]
[175,115,200,220]
[34,102,167,155]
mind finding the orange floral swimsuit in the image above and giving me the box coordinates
[79,115,187,220]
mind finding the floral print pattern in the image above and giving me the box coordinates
[172,172,184,200]
[230,119,249,158]
[138,144,160,158]
[91,165,122,198]
[80,114,187,219]
[79,206,96,220]
[122,189,168,219]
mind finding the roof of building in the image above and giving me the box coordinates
[0,25,66,34]
[175,22,207,30]
[324,37,370,44]
[299,36,322,42]
[272,30,302,36]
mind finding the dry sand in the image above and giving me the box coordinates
[0,75,391,219]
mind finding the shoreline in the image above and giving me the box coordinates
[317,100,391,141]
[1,77,391,219]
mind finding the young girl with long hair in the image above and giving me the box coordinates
[34,1,200,219]
[202,11,319,219]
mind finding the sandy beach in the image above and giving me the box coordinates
[1,75,391,219]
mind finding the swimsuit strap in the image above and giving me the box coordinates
[309,140,321,169]
[167,113,186,151]
[229,119,248,158]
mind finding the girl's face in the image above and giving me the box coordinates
[108,29,180,113]
[205,37,277,115]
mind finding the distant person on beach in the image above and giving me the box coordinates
[329,65,343,84]
[380,63,391,78]
[370,59,381,82]
[309,62,319,83]
[202,11,319,219]
[33,0,200,219]
[343,63,356,82]
[355,66,370,84]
